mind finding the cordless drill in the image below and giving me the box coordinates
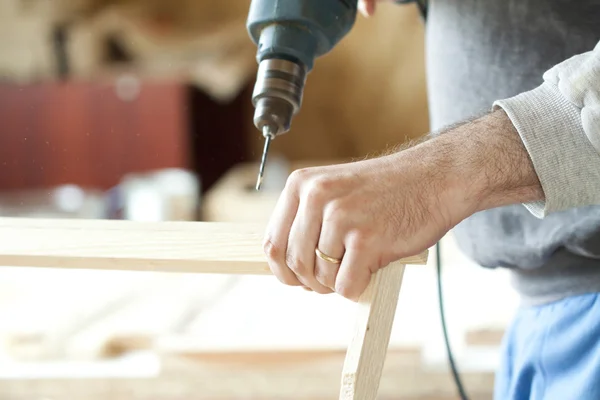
[246,0,359,189]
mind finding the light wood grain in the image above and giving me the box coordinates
[0,218,428,274]
[340,261,406,400]
[0,350,496,400]
[0,217,428,397]
[62,274,238,359]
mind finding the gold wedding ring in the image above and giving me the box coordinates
[315,248,342,264]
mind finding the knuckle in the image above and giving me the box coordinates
[287,168,311,188]
[302,176,334,204]
[323,199,347,223]
[335,281,357,300]
[305,185,325,205]
[310,176,334,193]
[286,253,308,275]
[315,269,335,289]
[263,238,281,260]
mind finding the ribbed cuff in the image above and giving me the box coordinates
[494,81,600,218]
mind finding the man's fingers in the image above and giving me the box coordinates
[334,243,374,301]
[314,223,345,290]
[264,188,302,286]
[287,198,333,294]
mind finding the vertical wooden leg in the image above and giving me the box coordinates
[339,261,406,400]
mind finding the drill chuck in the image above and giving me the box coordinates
[247,0,358,189]
[251,59,307,137]
[247,0,358,136]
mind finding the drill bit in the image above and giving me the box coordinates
[256,126,274,191]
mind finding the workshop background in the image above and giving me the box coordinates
[0,1,518,399]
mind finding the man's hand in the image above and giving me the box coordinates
[263,151,453,300]
[263,109,544,301]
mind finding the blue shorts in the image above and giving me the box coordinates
[495,293,600,400]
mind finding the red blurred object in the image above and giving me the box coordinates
[0,79,250,193]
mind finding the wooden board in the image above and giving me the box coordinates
[341,262,406,399]
[0,267,239,361]
[0,216,515,399]
[0,217,428,274]
[0,217,429,400]
[0,351,496,400]
[61,274,238,360]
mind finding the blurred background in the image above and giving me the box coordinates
[0,1,518,399]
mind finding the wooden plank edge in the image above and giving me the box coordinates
[0,218,428,274]
[340,261,406,400]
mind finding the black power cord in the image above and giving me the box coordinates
[436,241,470,400]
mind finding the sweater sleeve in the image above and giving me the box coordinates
[493,40,600,218]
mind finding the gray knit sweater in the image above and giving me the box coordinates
[424,0,600,305]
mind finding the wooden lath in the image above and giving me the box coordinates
[0,217,428,399]
[0,217,427,274]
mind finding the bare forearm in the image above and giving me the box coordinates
[447,109,544,210]
[392,109,545,224]
[263,105,544,301]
